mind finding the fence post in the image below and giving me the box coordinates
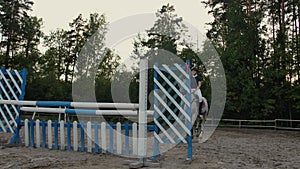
[36,119,40,148]
[80,122,85,152]
[138,57,148,163]
[48,120,52,149]
[24,119,29,147]
[41,120,46,148]
[60,120,65,150]
[54,121,59,149]
[73,121,78,151]
[94,122,99,153]
[101,122,106,153]
[132,123,138,155]
[109,122,114,153]
[66,121,71,150]
[116,122,122,155]
[125,122,130,154]
[87,121,92,153]
[29,120,35,147]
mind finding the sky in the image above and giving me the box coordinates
[32,0,213,61]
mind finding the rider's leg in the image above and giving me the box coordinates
[196,89,202,103]
[198,101,203,114]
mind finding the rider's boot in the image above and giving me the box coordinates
[198,101,203,114]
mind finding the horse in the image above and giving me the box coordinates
[190,93,209,142]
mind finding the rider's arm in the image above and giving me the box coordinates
[197,81,201,90]
[196,76,201,90]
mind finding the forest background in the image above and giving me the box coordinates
[0,0,299,120]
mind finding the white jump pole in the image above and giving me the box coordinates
[138,57,148,163]
[20,107,154,116]
[0,100,139,109]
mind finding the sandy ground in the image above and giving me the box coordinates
[0,128,299,169]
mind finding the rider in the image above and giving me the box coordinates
[191,66,203,114]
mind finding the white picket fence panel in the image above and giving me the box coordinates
[23,119,139,156]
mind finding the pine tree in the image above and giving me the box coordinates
[0,0,34,68]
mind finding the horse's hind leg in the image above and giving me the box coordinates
[198,113,207,141]
[194,116,202,138]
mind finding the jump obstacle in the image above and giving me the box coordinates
[0,60,194,161]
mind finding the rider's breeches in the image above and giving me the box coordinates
[192,88,202,103]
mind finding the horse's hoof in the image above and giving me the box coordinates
[197,136,202,143]
[184,158,192,164]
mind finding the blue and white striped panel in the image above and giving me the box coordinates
[0,68,27,133]
[153,64,192,144]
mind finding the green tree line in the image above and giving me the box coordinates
[0,0,121,102]
[1,1,299,120]
[204,0,300,120]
